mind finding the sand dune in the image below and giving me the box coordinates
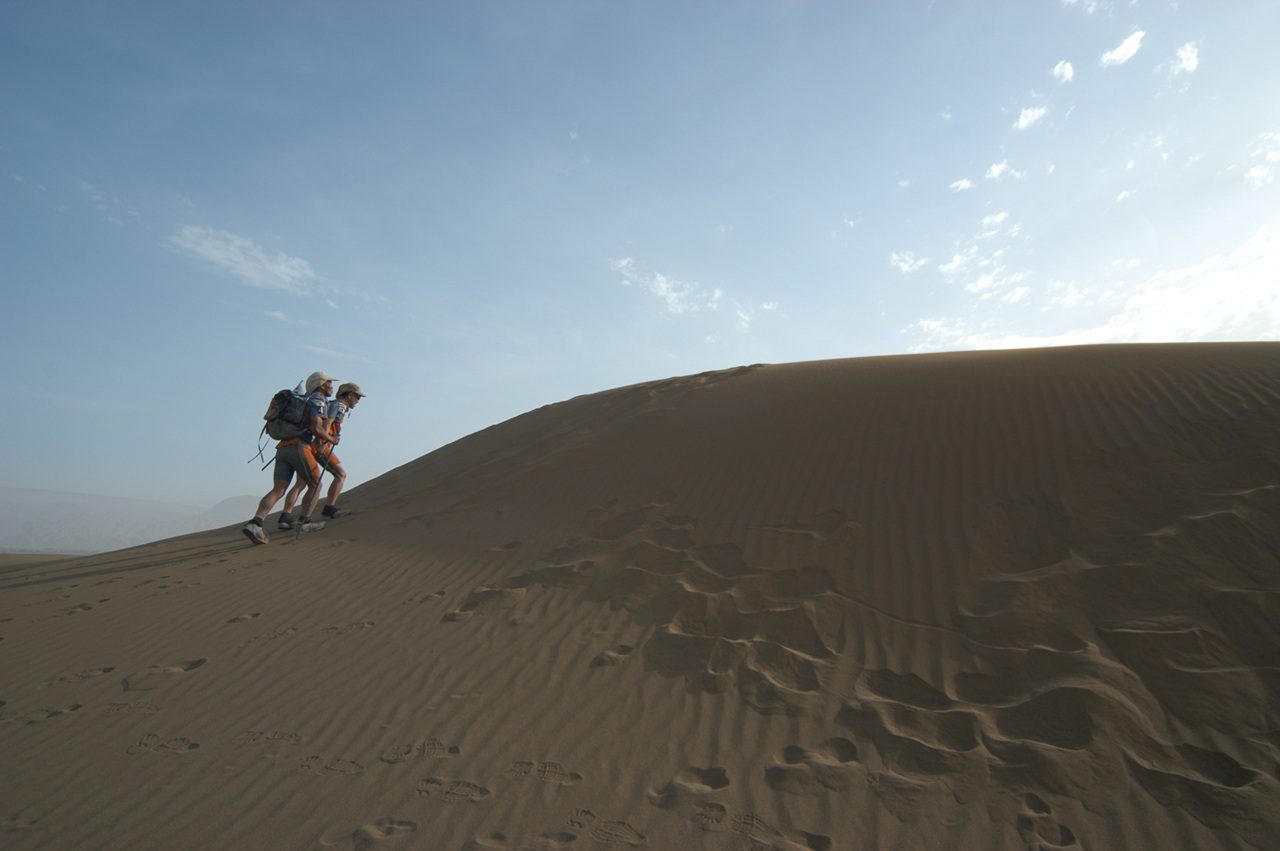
[1,343,1278,850]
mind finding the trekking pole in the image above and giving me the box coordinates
[294,440,336,542]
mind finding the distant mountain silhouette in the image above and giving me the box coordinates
[0,488,258,554]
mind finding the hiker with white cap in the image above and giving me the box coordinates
[242,371,340,545]
[279,381,367,528]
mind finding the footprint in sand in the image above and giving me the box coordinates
[226,613,261,623]
[728,812,830,851]
[401,591,446,605]
[380,738,460,764]
[100,701,160,715]
[322,622,375,636]
[590,645,635,668]
[693,803,726,826]
[417,778,492,803]
[126,733,199,755]
[1015,793,1078,849]
[587,819,646,846]
[650,766,729,810]
[233,730,303,746]
[318,817,418,848]
[121,658,207,692]
[503,761,582,785]
[42,598,111,619]
[1,703,83,724]
[300,756,364,776]
[240,627,298,646]
[41,667,115,688]
[444,587,526,621]
[489,541,522,553]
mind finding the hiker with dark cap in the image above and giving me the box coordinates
[279,381,367,529]
[242,371,340,545]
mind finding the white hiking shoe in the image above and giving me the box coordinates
[295,519,325,534]
[242,523,269,545]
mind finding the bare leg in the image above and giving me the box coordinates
[324,457,347,508]
[282,479,305,515]
[253,479,291,521]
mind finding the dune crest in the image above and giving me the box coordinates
[1,343,1278,850]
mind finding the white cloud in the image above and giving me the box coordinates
[1014,107,1047,130]
[1174,43,1199,74]
[1246,132,1280,187]
[1101,32,1144,67]
[949,178,975,192]
[1244,166,1272,189]
[1051,60,1074,82]
[302,344,373,363]
[890,251,928,273]
[982,212,1009,228]
[985,161,1024,181]
[906,227,1280,349]
[939,246,980,277]
[171,226,317,294]
[1061,0,1104,13]
[613,258,723,316]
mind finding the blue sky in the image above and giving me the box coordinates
[3,0,1278,509]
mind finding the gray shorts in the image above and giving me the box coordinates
[273,443,321,488]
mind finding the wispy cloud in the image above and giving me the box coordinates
[614,257,727,317]
[1243,132,1280,188]
[170,226,317,294]
[985,161,1024,181]
[613,258,717,315]
[11,173,47,191]
[1051,60,1074,83]
[79,180,138,225]
[612,257,775,334]
[1173,43,1199,74]
[265,310,314,326]
[302,344,373,363]
[949,178,975,192]
[1061,0,1104,14]
[1014,107,1047,130]
[905,227,1280,350]
[890,251,928,273]
[1100,32,1144,67]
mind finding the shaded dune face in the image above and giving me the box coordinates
[363,343,1280,844]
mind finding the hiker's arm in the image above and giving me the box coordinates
[309,412,339,445]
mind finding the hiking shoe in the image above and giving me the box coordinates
[277,513,295,530]
[242,523,269,545]
[321,506,351,519]
[296,519,326,534]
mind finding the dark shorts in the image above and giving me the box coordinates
[313,447,340,473]
[274,442,321,488]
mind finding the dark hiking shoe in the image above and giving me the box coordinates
[242,523,269,545]
[296,519,326,534]
[277,513,295,530]
[321,506,351,518]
